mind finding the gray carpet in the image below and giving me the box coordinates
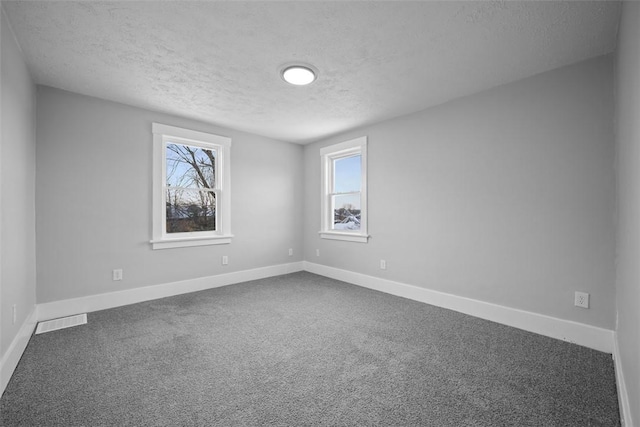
[1,272,620,426]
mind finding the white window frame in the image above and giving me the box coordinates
[319,136,369,243]
[151,123,232,250]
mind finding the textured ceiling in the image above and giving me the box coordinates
[2,1,621,144]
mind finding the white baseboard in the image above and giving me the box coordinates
[1,305,37,397]
[303,262,614,353]
[4,261,617,401]
[613,333,633,427]
[38,261,304,321]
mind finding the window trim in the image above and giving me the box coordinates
[151,123,232,250]
[319,136,369,243]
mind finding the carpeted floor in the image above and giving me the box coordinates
[1,272,620,426]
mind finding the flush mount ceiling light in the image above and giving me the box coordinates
[281,64,317,86]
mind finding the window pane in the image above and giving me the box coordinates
[166,143,216,189]
[332,193,361,231]
[333,155,361,193]
[166,188,216,233]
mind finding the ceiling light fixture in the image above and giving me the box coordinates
[281,64,317,86]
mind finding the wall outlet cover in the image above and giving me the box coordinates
[574,291,589,309]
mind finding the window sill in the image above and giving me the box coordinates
[150,235,233,250]
[319,231,369,243]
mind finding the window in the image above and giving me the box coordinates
[320,136,368,243]
[151,123,232,249]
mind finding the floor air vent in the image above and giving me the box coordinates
[36,313,87,335]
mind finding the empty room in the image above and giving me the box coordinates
[1,1,638,426]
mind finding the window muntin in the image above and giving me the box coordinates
[151,123,232,249]
[320,137,368,243]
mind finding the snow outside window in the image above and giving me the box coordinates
[319,136,369,243]
[151,123,232,249]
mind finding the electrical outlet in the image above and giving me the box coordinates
[112,269,123,281]
[288,248,293,256]
[380,260,387,270]
[574,291,589,309]
[12,304,17,324]
[222,255,228,265]
[316,249,320,257]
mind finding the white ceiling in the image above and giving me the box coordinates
[3,1,621,144]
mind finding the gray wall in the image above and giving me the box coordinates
[304,55,616,329]
[36,87,303,303]
[0,9,37,357]
[615,2,640,424]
